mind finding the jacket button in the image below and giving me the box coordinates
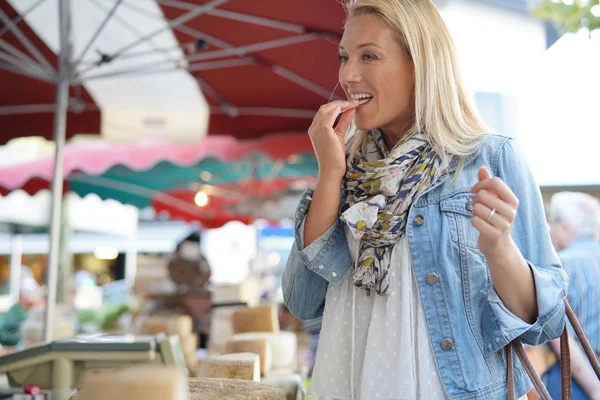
[441,338,454,351]
[426,273,439,285]
[413,215,425,226]
[318,265,324,270]
[331,272,337,277]
[466,199,473,212]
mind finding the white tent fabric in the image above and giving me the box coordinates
[0,190,138,311]
[0,190,138,236]
[518,30,600,188]
[8,0,209,142]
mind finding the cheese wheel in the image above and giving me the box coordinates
[205,353,260,382]
[266,331,296,370]
[77,366,187,400]
[212,277,260,307]
[231,304,279,334]
[230,332,297,370]
[207,306,246,355]
[226,336,272,376]
[188,377,285,400]
[136,315,193,337]
[181,333,199,376]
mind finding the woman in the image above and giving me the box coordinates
[282,0,568,399]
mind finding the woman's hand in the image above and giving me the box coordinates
[470,166,537,323]
[469,166,520,260]
[307,100,358,181]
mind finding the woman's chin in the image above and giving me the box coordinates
[354,117,377,132]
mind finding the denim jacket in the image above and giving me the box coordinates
[282,135,568,399]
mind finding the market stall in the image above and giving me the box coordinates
[0,190,138,332]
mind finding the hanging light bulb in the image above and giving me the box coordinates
[195,191,209,207]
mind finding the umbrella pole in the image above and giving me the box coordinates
[9,233,23,308]
[43,0,72,343]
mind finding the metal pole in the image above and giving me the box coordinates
[9,234,23,307]
[44,0,71,343]
[125,230,138,285]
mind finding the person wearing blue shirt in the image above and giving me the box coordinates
[544,192,600,399]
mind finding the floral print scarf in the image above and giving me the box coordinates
[341,129,448,295]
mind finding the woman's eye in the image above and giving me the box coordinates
[338,54,348,63]
[362,53,376,61]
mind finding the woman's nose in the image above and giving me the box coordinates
[339,60,361,86]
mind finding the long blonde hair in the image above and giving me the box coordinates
[344,0,488,167]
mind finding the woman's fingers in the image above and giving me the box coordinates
[334,108,356,136]
[472,201,512,232]
[472,190,517,223]
[470,177,519,209]
[318,100,359,131]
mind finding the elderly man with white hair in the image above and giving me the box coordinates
[544,191,600,399]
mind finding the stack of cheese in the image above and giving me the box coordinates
[207,305,246,356]
[75,366,187,400]
[204,304,298,387]
[135,315,198,375]
[211,277,260,308]
[74,367,287,400]
[189,377,285,400]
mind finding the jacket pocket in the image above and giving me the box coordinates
[440,193,480,250]
[440,192,499,380]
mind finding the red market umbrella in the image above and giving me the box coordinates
[159,0,346,138]
[0,1,100,144]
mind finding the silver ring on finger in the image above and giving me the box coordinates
[486,208,496,223]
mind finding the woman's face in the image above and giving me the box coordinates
[339,14,415,137]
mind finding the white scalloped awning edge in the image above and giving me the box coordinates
[0,190,138,237]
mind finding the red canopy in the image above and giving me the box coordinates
[0,2,100,144]
[1,1,346,144]
[0,133,313,195]
[160,0,346,138]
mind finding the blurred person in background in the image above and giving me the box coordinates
[301,316,323,377]
[543,192,600,399]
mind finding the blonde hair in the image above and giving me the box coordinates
[344,0,488,167]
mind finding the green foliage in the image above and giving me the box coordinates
[0,304,28,346]
[532,0,600,33]
[76,303,129,330]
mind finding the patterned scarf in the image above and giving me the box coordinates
[341,129,447,295]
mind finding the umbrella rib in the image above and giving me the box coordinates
[0,0,46,39]
[74,0,182,78]
[0,51,53,81]
[0,62,53,83]
[186,57,254,71]
[116,4,233,51]
[273,66,338,100]
[75,57,255,82]
[157,0,338,36]
[0,102,98,115]
[174,29,339,100]
[162,21,339,100]
[194,75,232,106]
[186,34,320,62]
[204,9,305,33]
[74,0,125,66]
[109,0,230,60]
[0,6,55,74]
[0,37,48,69]
[209,106,315,119]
